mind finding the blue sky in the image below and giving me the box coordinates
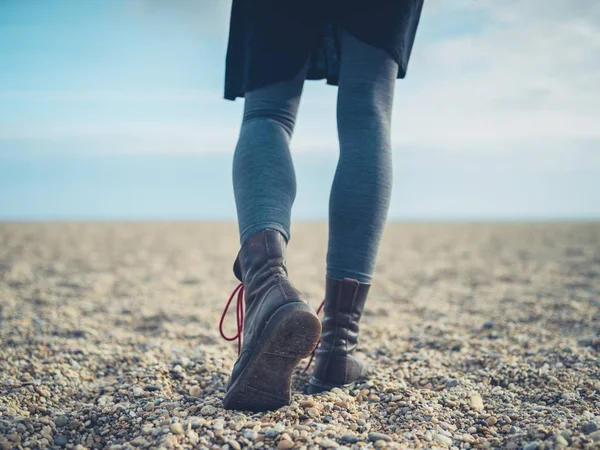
[1,0,599,220]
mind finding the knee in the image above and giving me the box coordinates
[242,99,297,137]
[337,93,392,138]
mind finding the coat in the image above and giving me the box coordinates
[224,0,424,100]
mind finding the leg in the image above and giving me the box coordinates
[232,62,308,245]
[224,62,322,411]
[327,29,397,283]
[307,29,398,394]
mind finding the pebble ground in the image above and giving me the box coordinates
[1,222,599,449]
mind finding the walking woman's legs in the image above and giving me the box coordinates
[327,30,398,283]
[232,63,308,245]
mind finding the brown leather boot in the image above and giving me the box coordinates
[306,277,370,394]
[221,229,321,411]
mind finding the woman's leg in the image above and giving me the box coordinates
[307,29,399,394]
[225,62,322,412]
[327,29,398,283]
[232,63,308,245]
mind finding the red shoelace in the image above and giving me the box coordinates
[302,298,325,373]
[219,282,245,355]
[220,282,325,373]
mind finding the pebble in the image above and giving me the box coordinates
[433,434,452,447]
[582,421,599,434]
[53,436,69,447]
[523,442,539,450]
[244,430,258,441]
[368,432,392,442]
[589,431,600,442]
[341,435,359,444]
[470,394,484,411]
[55,415,69,427]
[320,439,339,448]
[265,429,279,438]
[229,440,241,450]
[278,439,294,450]
[170,423,184,435]
[555,433,568,447]
[200,405,217,416]
[189,386,202,397]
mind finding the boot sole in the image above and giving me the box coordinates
[223,302,321,412]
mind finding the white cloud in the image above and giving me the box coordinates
[1,0,598,170]
[391,0,600,149]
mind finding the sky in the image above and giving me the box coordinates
[0,0,599,221]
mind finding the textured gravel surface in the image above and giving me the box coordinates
[1,222,599,449]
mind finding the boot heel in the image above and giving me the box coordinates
[262,302,322,358]
[223,302,321,411]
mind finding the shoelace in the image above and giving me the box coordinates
[219,282,245,355]
[220,282,325,373]
[303,298,325,373]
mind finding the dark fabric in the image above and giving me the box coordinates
[224,0,424,100]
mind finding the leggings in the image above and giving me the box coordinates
[232,29,397,284]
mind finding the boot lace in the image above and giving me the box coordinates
[303,298,325,373]
[221,283,325,372]
[219,282,245,355]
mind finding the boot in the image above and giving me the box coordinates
[306,277,370,394]
[221,229,321,411]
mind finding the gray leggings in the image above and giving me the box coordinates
[232,29,397,284]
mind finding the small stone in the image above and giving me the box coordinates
[55,415,68,427]
[244,430,258,441]
[265,429,279,438]
[523,442,539,450]
[145,386,161,392]
[133,387,144,396]
[278,439,294,450]
[300,399,316,408]
[341,435,358,444]
[189,386,202,397]
[170,423,184,435]
[320,439,339,448]
[470,394,484,411]
[306,407,319,417]
[589,431,600,442]
[200,405,217,416]
[555,434,568,447]
[487,416,497,426]
[583,421,599,434]
[54,436,69,447]
[468,427,477,434]
[433,434,452,447]
[368,432,392,442]
[446,378,460,388]
[229,440,242,450]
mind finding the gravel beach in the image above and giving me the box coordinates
[1,222,599,449]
